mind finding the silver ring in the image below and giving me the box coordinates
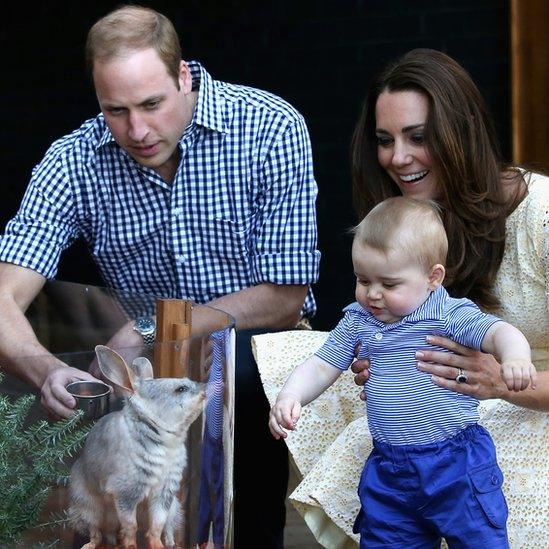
[455,368,468,384]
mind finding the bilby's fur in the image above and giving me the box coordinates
[68,346,205,549]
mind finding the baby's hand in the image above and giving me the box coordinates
[269,392,302,440]
[501,359,538,392]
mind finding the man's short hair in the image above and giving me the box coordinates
[86,5,182,85]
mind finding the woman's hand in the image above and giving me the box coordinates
[415,335,508,400]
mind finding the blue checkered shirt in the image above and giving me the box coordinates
[316,287,501,445]
[0,62,320,316]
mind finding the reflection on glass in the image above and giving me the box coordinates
[0,280,235,548]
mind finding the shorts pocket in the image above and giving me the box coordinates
[469,463,508,528]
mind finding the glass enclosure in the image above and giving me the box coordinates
[0,280,235,549]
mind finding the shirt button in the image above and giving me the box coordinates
[374,332,383,340]
[172,207,183,217]
[491,474,499,485]
[175,254,187,263]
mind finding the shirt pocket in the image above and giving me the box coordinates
[202,216,252,262]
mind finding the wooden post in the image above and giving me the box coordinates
[154,299,193,378]
[154,300,196,547]
[511,0,549,172]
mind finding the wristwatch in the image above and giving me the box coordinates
[133,316,156,349]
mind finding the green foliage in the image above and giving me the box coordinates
[0,373,90,547]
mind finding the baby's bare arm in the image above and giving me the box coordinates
[269,355,342,439]
[482,322,537,391]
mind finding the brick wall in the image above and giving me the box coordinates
[2,0,510,329]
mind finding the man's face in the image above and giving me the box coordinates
[93,48,195,182]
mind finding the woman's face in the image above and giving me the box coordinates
[375,89,440,200]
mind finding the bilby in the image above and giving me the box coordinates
[69,345,205,549]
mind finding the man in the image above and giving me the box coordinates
[0,6,319,547]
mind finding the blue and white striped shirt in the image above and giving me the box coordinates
[316,286,501,445]
[0,62,320,315]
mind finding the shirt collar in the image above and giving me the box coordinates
[188,61,227,133]
[345,286,449,327]
[97,115,115,149]
[405,285,448,322]
[94,61,226,151]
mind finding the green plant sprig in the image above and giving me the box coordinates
[0,373,91,546]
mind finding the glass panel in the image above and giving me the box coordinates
[0,280,235,548]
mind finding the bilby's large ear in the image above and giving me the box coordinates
[95,345,136,393]
[130,357,154,381]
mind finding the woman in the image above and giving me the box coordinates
[253,49,548,548]
[349,48,548,409]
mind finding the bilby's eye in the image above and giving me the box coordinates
[175,385,188,394]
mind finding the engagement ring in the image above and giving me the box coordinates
[455,368,468,384]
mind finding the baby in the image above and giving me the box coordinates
[270,197,536,547]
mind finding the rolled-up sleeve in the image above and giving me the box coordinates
[0,152,79,278]
[251,115,320,286]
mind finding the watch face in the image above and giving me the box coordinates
[135,317,155,334]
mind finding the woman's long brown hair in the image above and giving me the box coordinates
[351,48,522,311]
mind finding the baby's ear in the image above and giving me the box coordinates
[428,264,445,290]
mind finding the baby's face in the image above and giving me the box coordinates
[352,242,434,324]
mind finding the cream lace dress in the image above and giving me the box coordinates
[253,172,549,548]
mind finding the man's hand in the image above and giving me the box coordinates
[40,365,99,419]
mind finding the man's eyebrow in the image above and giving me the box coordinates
[102,95,165,109]
[137,95,165,107]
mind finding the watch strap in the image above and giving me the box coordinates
[133,317,156,349]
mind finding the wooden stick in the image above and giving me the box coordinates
[154,299,193,378]
[171,322,191,377]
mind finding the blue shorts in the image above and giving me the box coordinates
[353,424,509,548]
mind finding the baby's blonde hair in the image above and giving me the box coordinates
[353,197,448,271]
